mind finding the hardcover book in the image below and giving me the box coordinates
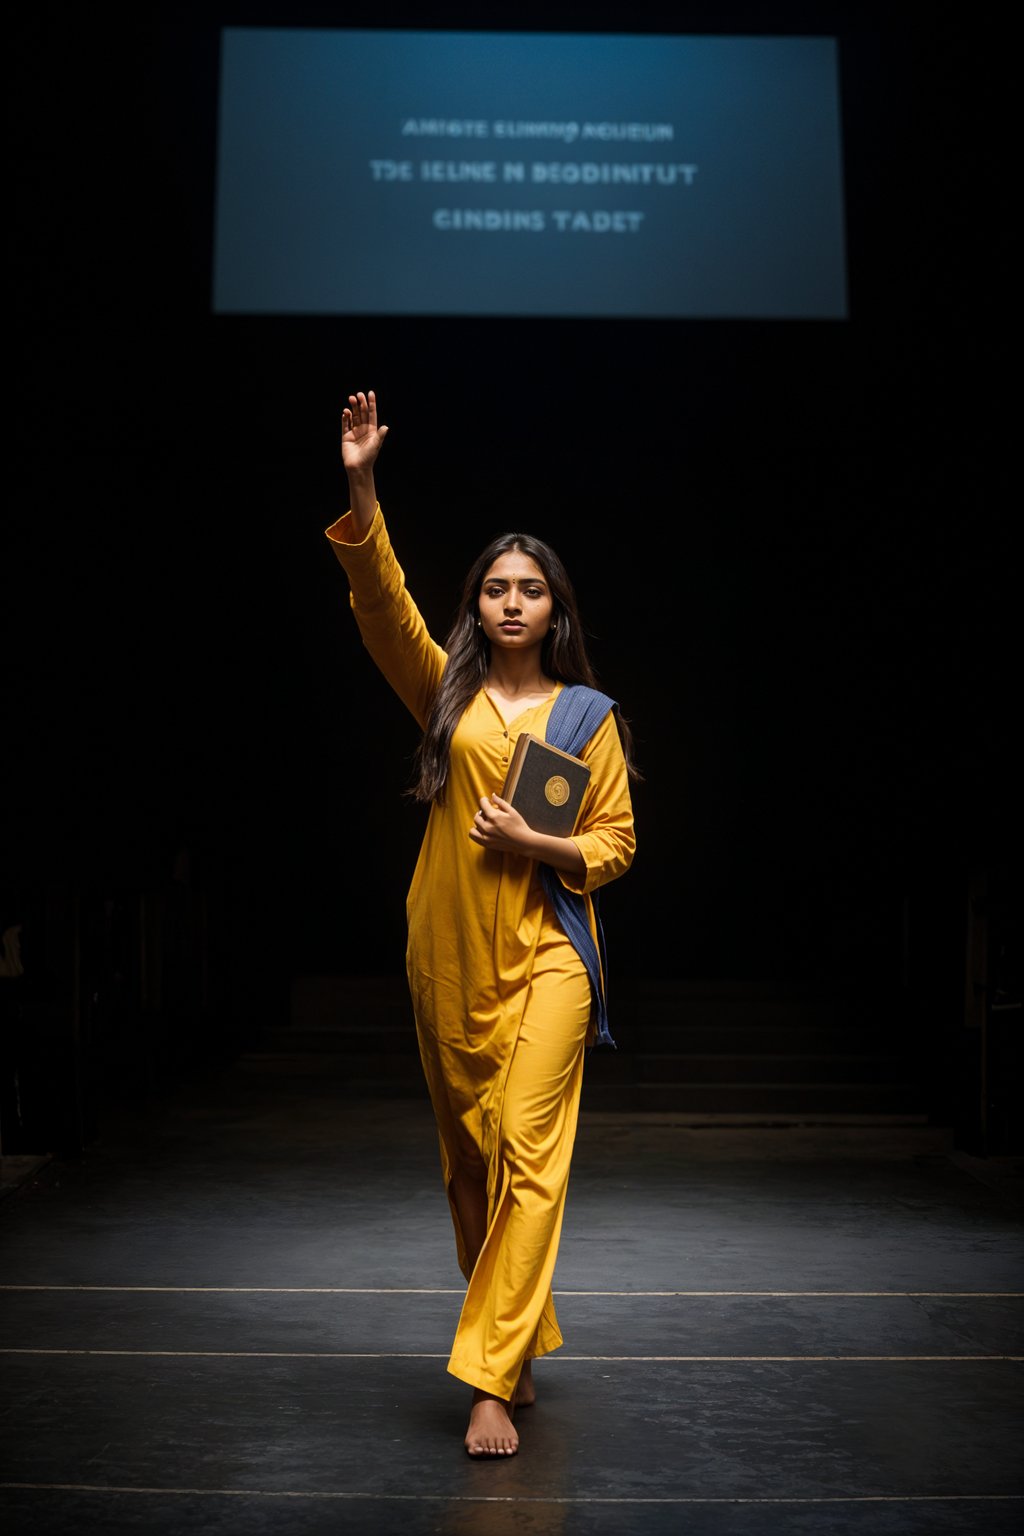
[500,733,591,837]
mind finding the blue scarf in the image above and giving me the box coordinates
[539,685,618,1049]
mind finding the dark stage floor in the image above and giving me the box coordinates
[1,1060,1022,1536]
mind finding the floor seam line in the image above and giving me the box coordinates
[2,1483,1022,1505]
[3,1348,1021,1362]
[2,1286,1021,1297]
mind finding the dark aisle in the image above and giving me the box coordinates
[2,1059,1022,1535]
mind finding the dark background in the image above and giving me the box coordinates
[4,5,1018,1151]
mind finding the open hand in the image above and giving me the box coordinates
[341,390,388,474]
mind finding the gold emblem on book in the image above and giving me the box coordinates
[544,774,571,806]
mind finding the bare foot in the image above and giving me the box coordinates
[465,1390,518,1457]
[513,1360,536,1408]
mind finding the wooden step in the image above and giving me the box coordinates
[584,1051,919,1086]
[580,1080,931,1116]
[246,974,941,1121]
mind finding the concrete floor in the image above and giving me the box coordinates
[1,1061,1022,1535]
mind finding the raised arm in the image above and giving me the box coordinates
[341,389,389,537]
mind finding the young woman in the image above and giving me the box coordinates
[326,389,639,1457]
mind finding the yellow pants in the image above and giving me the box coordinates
[445,931,592,1399]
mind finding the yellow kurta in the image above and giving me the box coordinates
[326,505,636,1395]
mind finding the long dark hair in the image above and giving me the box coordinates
[409,532,642,805]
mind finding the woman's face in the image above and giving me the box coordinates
[477,551,554,652]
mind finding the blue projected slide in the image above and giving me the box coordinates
[212,29,847,319]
